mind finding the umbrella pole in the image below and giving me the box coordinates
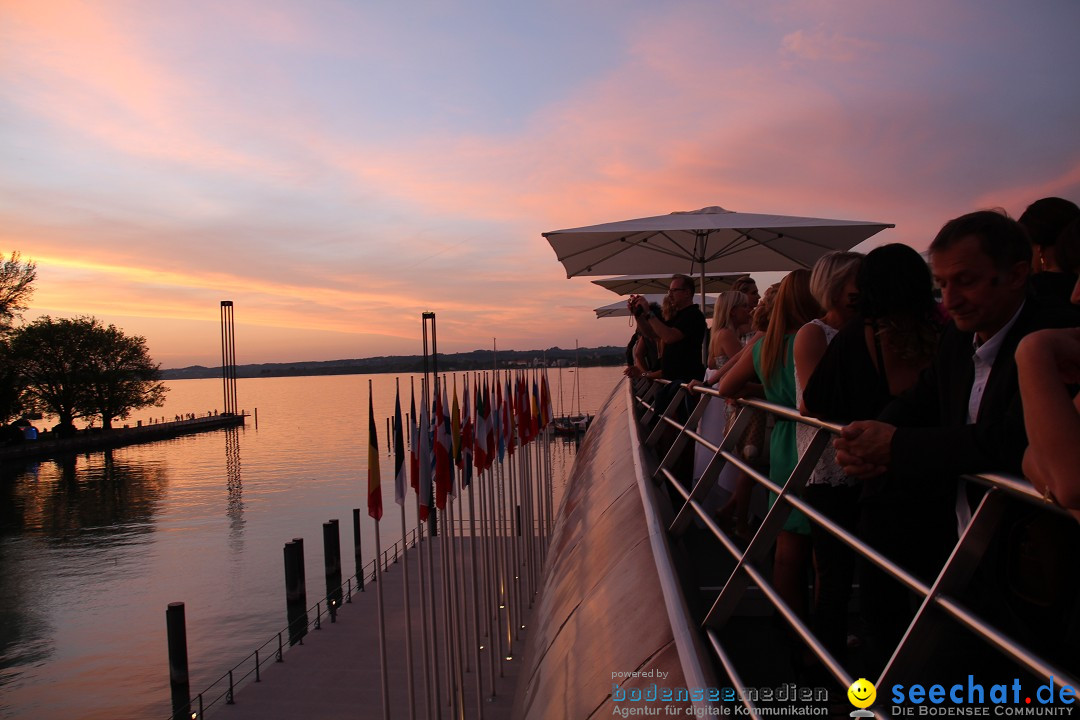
[699,263,708,365]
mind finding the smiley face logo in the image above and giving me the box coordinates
[847,678,876,709]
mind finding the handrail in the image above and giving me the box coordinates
[167,526,424,720]
[630,377,1077,719]
[624,381,721,711]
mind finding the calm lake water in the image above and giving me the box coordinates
[0,366,626,719]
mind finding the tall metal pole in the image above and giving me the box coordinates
[220,301,238,415]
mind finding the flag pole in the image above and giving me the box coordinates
[461,374,485,719]
[507,376,524,641]
[477,373,498,697]
[395,378,417,720]
[423,376,443,720]
[411,377,434,720]
[368,379,390,720]
[447,375,467,719]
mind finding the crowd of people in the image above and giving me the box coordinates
[624,199,1080,684]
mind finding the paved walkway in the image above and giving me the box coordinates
[216,535,537,720]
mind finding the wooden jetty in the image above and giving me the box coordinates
[0,413,246,463]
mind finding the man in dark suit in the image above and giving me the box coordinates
[836,210,1038,495]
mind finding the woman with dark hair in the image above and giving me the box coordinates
[1018,217,1080,523]
[1018,196,1080,312]
[801,243,944,671]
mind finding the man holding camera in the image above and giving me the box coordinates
[627,274,707,385]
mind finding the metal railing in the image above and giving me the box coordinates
[167,526,424,720]
[630,377,1078,719]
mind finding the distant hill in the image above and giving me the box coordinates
[160,346,627,380]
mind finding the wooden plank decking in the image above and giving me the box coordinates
[215,536,532,720]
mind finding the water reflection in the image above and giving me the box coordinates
[225,427,245,553]
[0,451,167,539]
[0,452,170,713]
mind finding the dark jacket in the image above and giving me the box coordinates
[881,298,1074,482]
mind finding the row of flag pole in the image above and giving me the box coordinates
[366,367,557,719]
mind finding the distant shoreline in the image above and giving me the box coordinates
[160,345,626,380]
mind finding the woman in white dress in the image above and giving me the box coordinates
[691,290,752,483]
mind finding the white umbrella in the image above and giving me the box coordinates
[593,293,717,319]
[591,273,745,296]
[544,205,893,300]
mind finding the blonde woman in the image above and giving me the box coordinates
[794,251,863,486]
[691,290,751,482]
[792,250,862,661]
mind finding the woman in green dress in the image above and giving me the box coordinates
[718,268,821,621]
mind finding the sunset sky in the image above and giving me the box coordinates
[2,1,1078,368]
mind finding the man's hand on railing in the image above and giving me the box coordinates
[834,419,894,479]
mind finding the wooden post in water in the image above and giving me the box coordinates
[166,602,191,720]
[323,520,342,621]
[284,539,308,645]
[352,509,364,591]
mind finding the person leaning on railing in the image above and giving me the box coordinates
[791,250,863,665]
[1017,216,1080,523]
[717,268,821,635]
[833,209,1080,684]
[801,243,944,673]
[624,302,664,381]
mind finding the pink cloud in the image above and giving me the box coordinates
[781,26,876,63]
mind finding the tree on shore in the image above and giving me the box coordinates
[82,322,167,429]
[0,251,37,330]
[8,317,90,434]
[0,341,22,426]
[9,316,167,434]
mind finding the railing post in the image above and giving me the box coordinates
[255,650,261,682]
[166,602,191,720]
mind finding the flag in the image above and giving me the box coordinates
[540,372,554,428]
[505,376,516,456]
[393,386,406,506]
[530,377,540,439]
[459,375,474,487]
[451,381,461,465]
[367,387,383,521]
[450,380,461,499]
[496,379,506,463]
[484,380,496,469]
[418,379,432,521]
[473,378,488,472]
[516,374,529,445]
[409,384,419,492]
[435,381,451,510]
